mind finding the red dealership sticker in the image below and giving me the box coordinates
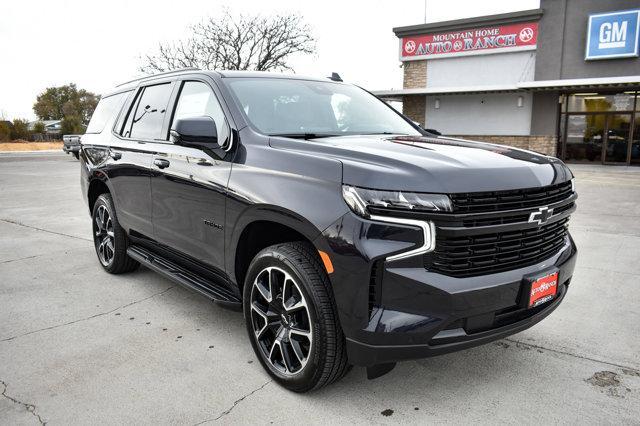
[529,272,558,308]
[401,21,538,59]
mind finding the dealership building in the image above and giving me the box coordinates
[375,0,640,165]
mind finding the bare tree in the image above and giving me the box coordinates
[140,10,316,73]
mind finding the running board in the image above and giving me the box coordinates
[127,245,241,309]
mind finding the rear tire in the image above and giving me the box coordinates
[92,193,139,274]
[243,242,350,392]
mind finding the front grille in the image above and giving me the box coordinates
[427,217,569,277]
[450,181,573,213]
[461,201,575,227]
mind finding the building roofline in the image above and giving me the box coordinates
[372,76,640,97]
[393,9,544,37]
[373,84,520,97]
[519,75,640,89]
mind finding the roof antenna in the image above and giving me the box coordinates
[328,72,343,82]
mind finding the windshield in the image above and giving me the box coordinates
[225,78,421,137]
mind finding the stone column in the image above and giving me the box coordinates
[402,60,427,126]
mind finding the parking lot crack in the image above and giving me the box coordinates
[0,286,174,342]
[504,338,639,371]
[0,254,42,264]
[1,379,46,425]
[0,218,92,242]
[193,380,271,424]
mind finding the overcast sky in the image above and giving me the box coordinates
[0,0,539,120]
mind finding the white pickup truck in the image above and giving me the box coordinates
[62,134,82,159]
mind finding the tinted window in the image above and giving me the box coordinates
[86,91,130,134]
[125,83,173,140]
[171,81,230,144]
[120,90,141,137]
[226,78,419,137]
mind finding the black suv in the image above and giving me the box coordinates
[80,69,577,392]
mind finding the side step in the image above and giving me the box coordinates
[127,245,241,309]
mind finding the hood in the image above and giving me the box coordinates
[269,135,573,193]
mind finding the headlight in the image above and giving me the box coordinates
[342,185,452,218]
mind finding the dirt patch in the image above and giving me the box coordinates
[0,141,63,151]
[586,371,620,387]
[586,370,632,398]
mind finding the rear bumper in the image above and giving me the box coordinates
[63,143,80,153]
[317,212,578,367]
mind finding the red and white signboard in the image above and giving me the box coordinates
[401,21,538,60]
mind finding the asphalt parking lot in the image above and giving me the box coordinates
[1,151,639,424]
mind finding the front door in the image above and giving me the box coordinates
[150,79,234,274]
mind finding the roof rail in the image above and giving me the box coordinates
[115,67,201,87]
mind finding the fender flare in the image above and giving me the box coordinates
[86,170,116,214]
[225,204,324,284]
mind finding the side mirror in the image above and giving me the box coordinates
[170,116,218,147]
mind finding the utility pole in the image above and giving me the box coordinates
[424,0,427,23]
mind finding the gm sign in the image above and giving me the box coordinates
[586,9,640,60]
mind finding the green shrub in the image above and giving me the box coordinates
[11,119,30,140]
[0,122,11,142]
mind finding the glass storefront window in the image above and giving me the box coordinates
[632,114,640,166]
[564,114,603,163]
[565,92,636,113]
[604,114,632,163]
[560,91,639,165]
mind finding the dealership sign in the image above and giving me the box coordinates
[400,22,538,60]
[585,9,640,60]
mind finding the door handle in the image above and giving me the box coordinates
[153,158,170,169]
[109,150,122,160]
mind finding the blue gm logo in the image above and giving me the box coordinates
[586,9,640,60]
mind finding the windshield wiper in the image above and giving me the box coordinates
[358,132,409,135]
[269,133,342,140]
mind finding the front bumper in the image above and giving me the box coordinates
[316,212,577,367]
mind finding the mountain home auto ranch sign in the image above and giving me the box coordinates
[401,22,538,60]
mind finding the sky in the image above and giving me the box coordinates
[0,0,539,121]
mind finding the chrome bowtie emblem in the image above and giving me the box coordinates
[528,206,554,225]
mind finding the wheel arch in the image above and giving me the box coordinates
[229,205,327,295]
[87,175,114,215]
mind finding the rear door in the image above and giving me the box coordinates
[107,81,176,238]
[149,77,235,275]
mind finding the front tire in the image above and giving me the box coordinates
[243,242,350,392]
[92,193,139,274]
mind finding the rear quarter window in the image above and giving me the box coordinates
[86,91,130,134]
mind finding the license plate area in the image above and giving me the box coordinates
[524,270,558,308]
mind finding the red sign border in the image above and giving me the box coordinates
[400,21,539,60]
